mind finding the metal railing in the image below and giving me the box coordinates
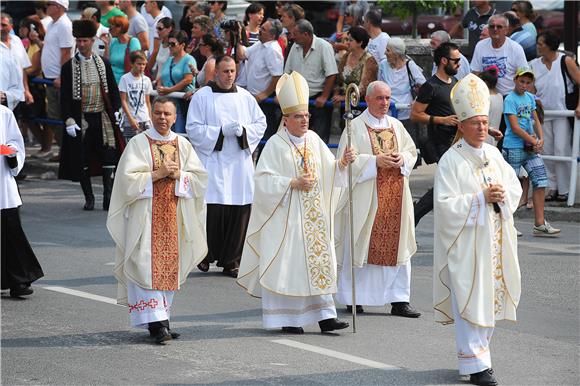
[29,78,579,205]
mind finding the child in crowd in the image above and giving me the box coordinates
[502,67,560,236]
[118,51,153,141]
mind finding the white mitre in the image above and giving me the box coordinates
[450,73,490,122]
[276,71,309,115]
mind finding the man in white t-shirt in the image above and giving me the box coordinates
[40,0,74,156]
[119,0,149,52]
[470,14,527,96]
[364,8,390,64]
[81,6,109,57]
[242,18,284,142]
[141,0,171,52]
[0,13,32,107]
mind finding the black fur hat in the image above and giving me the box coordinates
[72,19,97,38]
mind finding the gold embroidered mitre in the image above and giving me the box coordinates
[450,73,490,122]
[276,71,309,115]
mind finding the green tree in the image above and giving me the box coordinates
[377,0,463,38]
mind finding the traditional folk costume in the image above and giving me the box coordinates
[0,106,44,297]
[59,20,125,211]
[237,72,349,333]
[433,74,522,382]
[107,128,208,342]
[335,109,419,316]
[186,81,266,276]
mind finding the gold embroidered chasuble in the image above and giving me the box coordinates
[148,136,180,290]
[433,140,522,327]
[335,113,417,269]
[107,131,208,306]
[237,130,341,297]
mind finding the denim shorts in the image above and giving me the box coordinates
[502,147,548,189]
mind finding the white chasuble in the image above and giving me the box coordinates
[335,111,417,269]
[433,140,522,327]
[237,130,341,297]
[107,131,208,306]
[185,85,267,205]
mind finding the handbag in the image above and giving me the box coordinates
[560,53,579,111]
[123,38,133,73]
[406,59,421,100]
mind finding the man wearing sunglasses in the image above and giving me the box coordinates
[470,14,527,97]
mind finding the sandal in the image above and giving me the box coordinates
[545,190,557,202]
[556,194,568,202]
[526,200,534,209]
[197,261,210,272]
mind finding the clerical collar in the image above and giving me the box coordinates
[145,128,177,141]
[286,129,305,144]
[207,81,237,93]
[363,109,390,129]
[460,138,485,160]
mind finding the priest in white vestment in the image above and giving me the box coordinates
[186,55,266,278]
[107,98,208,344]
[335,81,420,318]
[0,105,44,298]
[237,71,355,334]
[433,74,522,386]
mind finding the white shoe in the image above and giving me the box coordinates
[515,228,522,237]
[533,221,561,237]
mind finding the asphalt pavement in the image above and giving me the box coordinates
[1,174,579,385]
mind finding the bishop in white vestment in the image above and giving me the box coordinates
[237,72,355,334]
[433,74,522,386]
[186,56,266,277]
[335,81,420,318]
[107,98,208,344]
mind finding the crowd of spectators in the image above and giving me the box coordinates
[0,0,579,211]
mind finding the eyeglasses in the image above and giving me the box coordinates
[489,24,505,30]
[289,113,311,120]
[168,41,179,47]
[1,24,9,28]
[446,57,461,64]
[156,26,165,31]
[199,43,207,46]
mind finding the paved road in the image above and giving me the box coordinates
[2,177,579,385]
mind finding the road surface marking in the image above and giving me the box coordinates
[271,339,399,370]
[43,286,120,306]
[105,262,115,266]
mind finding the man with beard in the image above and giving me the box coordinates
[410,42,460,226]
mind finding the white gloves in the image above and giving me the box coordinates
[66,124,81,137]
[222,121,243,137]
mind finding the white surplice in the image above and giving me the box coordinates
[335,110,417,306]
[0,106,25,210]
[185,85,266,205]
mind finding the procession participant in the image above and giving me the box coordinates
[107,97,208,344]
[1,105,44,298]
[335,81,420,318]
[186,55,266,278]
[237,71,355,334]
[433,73,522,386]
[58,19,125,211]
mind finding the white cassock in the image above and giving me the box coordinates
[434,139,522,374]
[185,84,266,205]
[238,129,347,328]
[1,106,24,209]
[335,110,417,306]
[107,129,208,328]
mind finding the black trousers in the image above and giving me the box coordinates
[1,207,44,290]
[82,112,118,169]
[203,204,251,270]
[308,94,333,143]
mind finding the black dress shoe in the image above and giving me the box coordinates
[319,318,349,332]
[281,326,304,334]
[153,327,172,344]
[10,284,33,298]
[222,268,239,278]
[469,369,497,386]
[391,302,421,318]
[83,196,95,211]
[169,330,180,339]
[346,305,364,313]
